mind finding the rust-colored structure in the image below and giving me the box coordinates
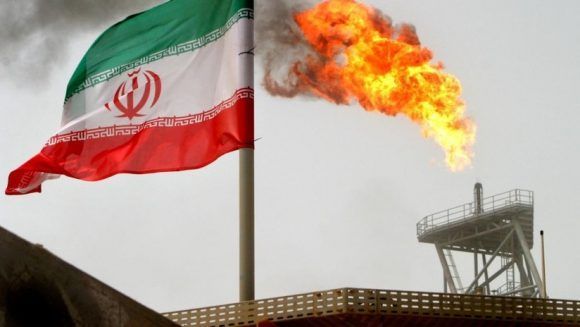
[0,226,177,327]
[165,288,580,326]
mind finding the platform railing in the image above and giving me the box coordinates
[416,189,534,237]
[163,288,579,326]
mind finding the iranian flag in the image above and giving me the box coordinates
[6,0,254,195]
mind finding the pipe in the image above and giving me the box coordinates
[474,183,483,214]
[541,230,547,298]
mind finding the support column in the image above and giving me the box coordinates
[474,252,479,291]
[435,244,457,293]
[515,254,531,296]
[513,221,545,298]
[481,254,490,295]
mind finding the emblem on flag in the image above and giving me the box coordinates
[105,69,162,119]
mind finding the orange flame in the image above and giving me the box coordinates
[266,0,476,171]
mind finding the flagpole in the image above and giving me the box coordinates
[239,0,255,303]
[239,148,254,301]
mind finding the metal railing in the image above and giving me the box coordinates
[495,282,522,296]
[163,288,579,326]
[417,189,533,237]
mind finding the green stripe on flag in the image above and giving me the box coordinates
[65,0,253,102]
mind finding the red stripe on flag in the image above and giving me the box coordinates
[6,97,253,195]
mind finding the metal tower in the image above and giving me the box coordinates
[417,184,545,298]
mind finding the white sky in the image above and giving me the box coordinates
[1,0,579,313]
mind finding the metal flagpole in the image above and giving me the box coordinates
[540,230,547,298]
[240,0,255,302]
[239,148,254,301]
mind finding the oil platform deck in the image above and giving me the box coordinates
[163,288,580,326]
[416,189,534,253]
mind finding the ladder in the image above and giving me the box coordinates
[444,249,464,292]
[502,255,516,294]
[497,255,518,295]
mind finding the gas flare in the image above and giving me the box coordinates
[262,0,476,171]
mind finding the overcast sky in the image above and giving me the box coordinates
[1,0,579,313]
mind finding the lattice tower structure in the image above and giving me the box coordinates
[417,184,545,298]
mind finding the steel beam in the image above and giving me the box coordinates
[439,224,512,248]
[502,285,538,296]
[513,221,545,298]
[515,254,533,296]
[436,244,457,293]
[478,259,514,289]
[481,253,490,295]
[465,229,514,293]
[474,252,479,290]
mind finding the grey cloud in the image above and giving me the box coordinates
[0,0,161,85]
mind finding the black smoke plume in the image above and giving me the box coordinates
[0,0,161,85]
[255,0,316,98]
